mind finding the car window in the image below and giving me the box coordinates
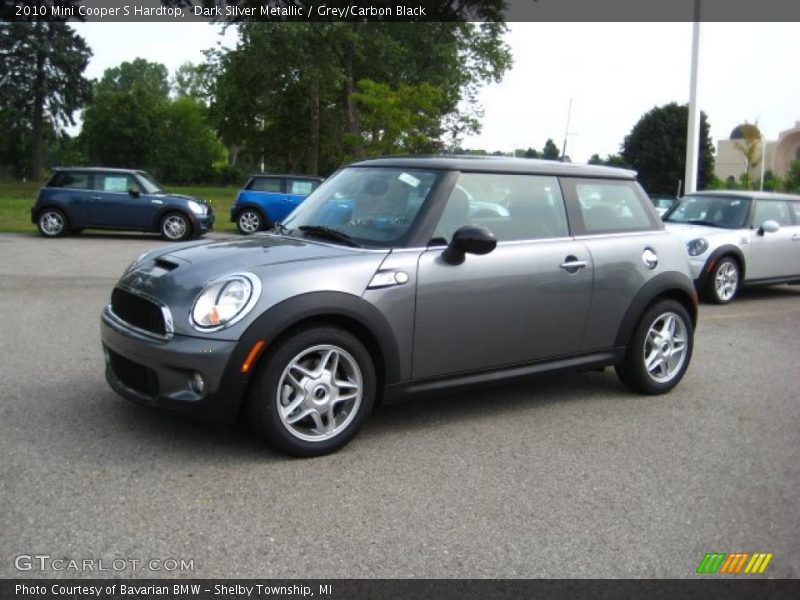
[49,172,89,189]
[753,200,792,227]
[791,201,800,224]
[95,174,140,194]
[249,178,283,193]
[434,173,568,243]
[574,181,654,233]
[664,194,751,229]
[281,167,440,246]
[288,179,319,195]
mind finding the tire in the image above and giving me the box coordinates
[615,299,693,395]
[248,326,376,457]
[36,208,68,237]
[236,208,266,235]
[159,212,192,241]
[704,256,740,304]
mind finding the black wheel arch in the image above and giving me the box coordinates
[35,203,71,225]
[695,245,746,291]
[223,291,402,415]
[614,272,698,348]
[153,207,193,233]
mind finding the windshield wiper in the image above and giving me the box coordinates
[298,225,362,247]
[271,221,290,234]
[685,219,721,227]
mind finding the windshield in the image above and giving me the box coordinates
[137,171,166,194]
[281,167,441,246]
[664,194,751,229]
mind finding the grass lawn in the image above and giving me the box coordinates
[0,181,239,233]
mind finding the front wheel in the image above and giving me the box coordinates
[248,327,376,457]
[160,212,192,241]
[615,299,693,395]
[705,257,739,304]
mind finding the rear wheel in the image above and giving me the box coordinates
[616,299,693,395]
[248,326,376,457]
[160,212,192,241]
[704,257,739,304]
[236,209,266,235]
[37,208,68,237]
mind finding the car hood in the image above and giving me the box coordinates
[154,193,210,206]
[126,234,370,279]
[116,235,390,339]
[664,222,736,240]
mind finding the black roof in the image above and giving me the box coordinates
[349,156,637,180]
[53,166,148,174]
[687,190,800,201]
[250,173,324,180]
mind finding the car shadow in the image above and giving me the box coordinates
[77,369,624,463]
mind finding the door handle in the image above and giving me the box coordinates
[560,257,588,272]
[151,199,163,205]
[92,195,101,200]
[792,233,800,241]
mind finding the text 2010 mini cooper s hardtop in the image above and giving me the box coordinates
[102,157,698,456]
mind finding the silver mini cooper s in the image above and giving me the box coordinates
[102,157,698,456]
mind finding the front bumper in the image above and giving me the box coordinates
[191,212,215,233]
[101,306,246,423]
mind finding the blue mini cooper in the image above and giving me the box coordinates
[230,174,323,234]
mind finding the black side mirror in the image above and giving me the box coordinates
[128,188,140,198]
[442,225,497,265]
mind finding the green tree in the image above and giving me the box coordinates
[207,21,512,175]
[0,22,91,179]
[523,147,540,158]
[622,102,714,195]
[732,122,762,190]
[542,138,560,160]
[82,59,171,169]
[353,79,446,156]
[784,160,800,193]
[173,61,214,105]
[154,97,225,184]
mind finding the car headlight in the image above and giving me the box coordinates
[686,238,709,257]
[188,200,207,216]
[191,273,261,331]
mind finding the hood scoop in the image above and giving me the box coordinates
[154,258,180,271]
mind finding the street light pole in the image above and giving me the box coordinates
[684,1,702,195]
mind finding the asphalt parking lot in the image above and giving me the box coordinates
[1,231,798,579]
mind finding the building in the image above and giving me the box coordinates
[715,121,800,184]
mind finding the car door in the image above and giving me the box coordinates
[412,172,593,379]
[90,173,148,228]
[560,177,668,351]
[747,199,797,279]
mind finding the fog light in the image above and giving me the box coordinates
[191,372,206,394]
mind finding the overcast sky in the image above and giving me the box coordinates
[71,22,800,163]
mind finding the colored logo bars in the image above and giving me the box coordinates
[696,553,773,574]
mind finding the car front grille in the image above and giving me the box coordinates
[110,287,168,337]
[107,349,159,397]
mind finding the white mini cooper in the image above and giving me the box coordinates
[664,191,800,303]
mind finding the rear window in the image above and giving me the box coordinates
[569,179,657,233]
[248,177,283,193]
[48,172,89,190]
[288,179,320,195]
